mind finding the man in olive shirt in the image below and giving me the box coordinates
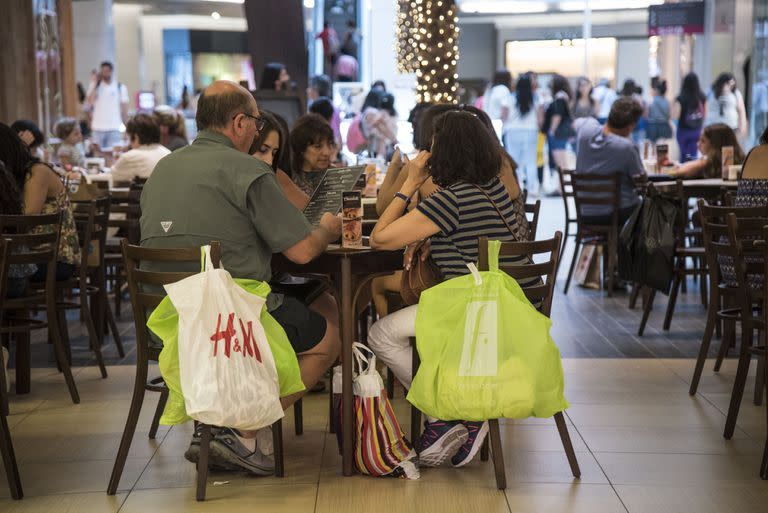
[141,80,342,475]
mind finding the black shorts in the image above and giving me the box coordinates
[270,296,327,354]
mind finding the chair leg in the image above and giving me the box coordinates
[628,283,641,309]
[488,419,506,490]
[273,418,284,477]
[148,386,168,440]
[47,298,79,404]
[637,288,656,337]
[386,367,395,400]
[107,359,147,494]
[0,414,22,499]
[105,297,125,358]
[761,355,768,480]
[196,424,211,502]
[699,266,708,309]
[663,267,682,331]
[724,323,754,439]
[410,337,421,451]
[557,224,570,275]
[114,273,123,318]
[480,436,489,461]
[715,319,735,372]
[755,349,765,407]
[80,298,108,379]
[690,305,717,395]
[605,235,617,298]
[554,412,581,478]
[294,399,303,436]
[328,374,335,435]
[13,332,31,394]
[563,239,581,294]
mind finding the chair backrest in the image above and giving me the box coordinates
[72,196,111,270]
[726,213,768,305]
[477,232,562,318]
[0,238,9,415]
[524,200,540,241]
[121,240,220,362]
[0,212,62,301]
[697,200,768,288]
[557,168,575,224]
[570,172,621,229]
[109,190,142,244]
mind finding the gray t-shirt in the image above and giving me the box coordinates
[574,118,645,216]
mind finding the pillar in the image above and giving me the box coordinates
[0,0,39,124]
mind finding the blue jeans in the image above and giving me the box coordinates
[505,128,539,192]
[676,127,701,163]
[92,130,123,149]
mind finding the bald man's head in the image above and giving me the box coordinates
[196,80,258,132]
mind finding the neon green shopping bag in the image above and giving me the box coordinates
[148,278,305,426]
[407,240,568,421]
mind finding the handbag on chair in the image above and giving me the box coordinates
[400,239,443,305]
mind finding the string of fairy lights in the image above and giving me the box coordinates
[395,0,460,103]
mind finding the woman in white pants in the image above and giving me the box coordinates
[369,110,530,469]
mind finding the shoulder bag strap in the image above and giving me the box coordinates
[470,183,516,237]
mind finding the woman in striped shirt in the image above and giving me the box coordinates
[369,110,530,469]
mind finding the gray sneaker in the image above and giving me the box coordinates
[184,424,237,471]
[210,427,275,476]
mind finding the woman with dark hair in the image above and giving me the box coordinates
[485,69,513,129]
[0,123,80,282]
[367,111,535,469]
[0,159,38,299]
[11,119,45,158]
[259,62,292,91]
[646,78,672,143]
[704,72,748,136]
[543,74,574,170]
[505,74,541,196]
[672,72,707,162]
[250,110,309,210]
[670,123,744,179]
[289,113,336,196]
[572,77,596,119]
[620,78,646,144]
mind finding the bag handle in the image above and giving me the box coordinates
[466,262,483,285]
[351,342,376,376]
[488,239,501,272]
[469,184,516,238]
[200,245,224,272]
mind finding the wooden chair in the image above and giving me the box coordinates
[688,203,768,399]
[0,238,23,499]
[107,241,285,501]
[563,173,621,296]
[104,189,141,317]
[524,199,541,241]
[753,228,768,480]
[410,233,581,490]
[721,214,768,441]
[556,168,576,272]
[0,213,79,403]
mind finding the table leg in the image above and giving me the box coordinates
[340,258,354,476]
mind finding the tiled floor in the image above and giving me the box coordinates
[1,196,766,511]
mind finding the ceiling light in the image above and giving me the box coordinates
[459,1,549,13]
[211,11,221,19]
[303,0,315,7]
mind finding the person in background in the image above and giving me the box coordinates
[109,113,170,183]
[705,72,748,137]
[86,61,129,149]
[371,80,387,92]
[259,63,292,91]
[672,72,707,163]
[591,79,617,125]
[484,69,513,138]
[368,111,535,469]
[505,74,541,196]
[572,77,596,119]
[307,75,341,148]
[316,21,340,75]
[153,106,188,151]
[362,92,398,158]
[76,82,91,138]
[408,102,434,149]
[11,119,45,159]
[309,97,342,150]
[670,123,744,179]
[573,97,645,226]
[620,79,646,144]
[54,117,86,168]
[290,113,336,196]
[646,78,672,143]
[177,85,191,111]
[334,53,358,82]
[341,19,360,57]
[0,123,81,282]
[543,74,574,171]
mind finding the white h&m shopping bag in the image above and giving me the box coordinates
[163,246,283,430]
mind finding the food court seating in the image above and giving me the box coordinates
[556,168,576,272]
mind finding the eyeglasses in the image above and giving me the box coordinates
[235,112,266,131]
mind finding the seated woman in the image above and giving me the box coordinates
[368,111,534,468]
[259,62,293,91]
[289,114,336,197]
[735,125,768,206]
[0,123,81,282]
[372,104,528,317]
[109,113,171,183]
[54,117,86,168]
[670,123,744,179]
[153,106,189,152]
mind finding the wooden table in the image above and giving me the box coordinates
[272,245,403,476]
[652,178,738,198]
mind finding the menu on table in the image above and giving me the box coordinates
[302,165,367,226]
